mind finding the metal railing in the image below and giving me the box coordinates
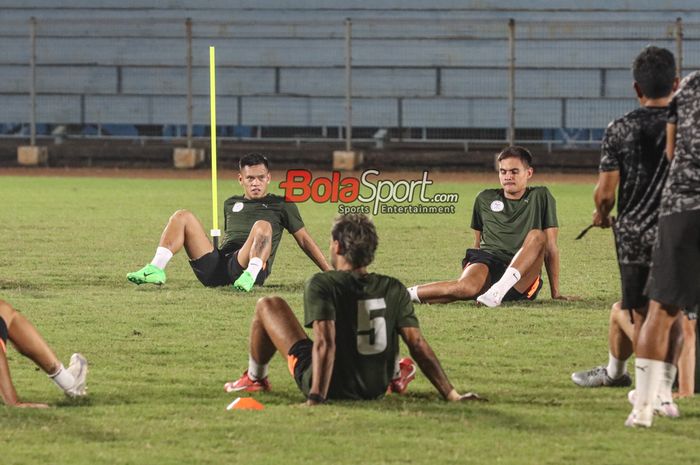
[2,17,697,149]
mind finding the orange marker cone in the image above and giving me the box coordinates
[226,397,264,411]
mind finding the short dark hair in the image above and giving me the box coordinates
[497,146,533,168]
[633,46,676,99]
[239,152,269,171]
[331,214,378,269]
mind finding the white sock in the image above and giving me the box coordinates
[245,257,264,281]
[634,358,665,412]
[407,286,421,303]
[492,266,521,294]
[49,364,75,391]
[659,362,677,404]
[150,247,173,270]
[248,354,268,381]
[606,352,628,379]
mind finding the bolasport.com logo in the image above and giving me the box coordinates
[279,169,459,215]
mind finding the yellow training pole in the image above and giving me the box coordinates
[209,46,221,249]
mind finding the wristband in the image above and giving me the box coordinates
[307,393,326,403]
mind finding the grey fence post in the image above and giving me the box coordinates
[397,97,403,142]
[675,17,683,77]
[507,18,516,146]
[186,18,194,148]
[345,18,352,152]
[29,17,37,146]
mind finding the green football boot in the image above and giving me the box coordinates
[126,264,166,285]
[233,270,255,292]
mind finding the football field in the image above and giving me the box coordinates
[1,171,698,465]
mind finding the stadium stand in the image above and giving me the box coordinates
[0,1,699,147]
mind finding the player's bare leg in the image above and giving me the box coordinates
[477,229,546,307]
[233,220,273,292]
[611,303,635,358]
[250,296,307,360]
[127,209,213,285]
[0,301,88,404]
[657,313,684,415]
[158,209,214,260]
[677,315,696,397]
[235,220,273,268]
[572,302,636,387]
[411,263,490,304]
[628,300,681,427]
[0,302,61,375]
[224,297,307,392]
[627,310,686,416]
[627,307,684,422]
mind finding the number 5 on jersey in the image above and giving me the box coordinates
[357,298,388,355]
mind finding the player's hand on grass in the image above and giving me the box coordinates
[457,392,487,402]
[551,293,580,302]
[14,402,50,408]
[447,389,487,402]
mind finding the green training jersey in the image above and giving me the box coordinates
[303,270,419,400]
[470,186,558,264]
[220,194,304,269]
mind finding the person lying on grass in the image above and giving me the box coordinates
[0,299,87,408]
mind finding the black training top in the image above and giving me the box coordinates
[599,106,669,265]
[220,194,304,268]
[662,71,700,217]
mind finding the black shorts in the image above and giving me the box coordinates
[619,264,650,312]
[188,248,270,288]
[462,248,543,302]
[0,316,7,353]
[645,211,700,309]
[287,338,313,396]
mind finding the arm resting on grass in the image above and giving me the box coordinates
[399,326,460,400]
[0,350,48,408]
[543,227,565,300]
[307,320,336,405]
[293,228,332,271]
[0,350,19,406]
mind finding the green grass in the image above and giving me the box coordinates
[0,174,697,465]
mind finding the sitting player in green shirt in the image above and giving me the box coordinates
[407,146,571,307]
[0,299,88,408]
[127,152,331,291]
[223,214,484,404]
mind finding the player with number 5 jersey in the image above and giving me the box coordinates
[223,214,484,404]
[302,270,416,399]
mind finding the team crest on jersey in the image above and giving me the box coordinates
[490,200,504,212]
[232,202,244,212]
